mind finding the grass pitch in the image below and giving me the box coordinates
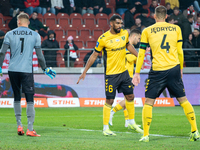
[0,106,200,150]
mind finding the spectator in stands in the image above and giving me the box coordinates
[93,0,111,15]
[165,0,179,10]
[0,30,5,47]
[8,10,24,30]
[0,0,12,16]
[115,0,128,16]
[51,0,71,15]
[64,36,78,67]
[131,16,145,32]
[73,0,82,14]
[29,11,49,38]
[183,33,199,67]
[130,0,148,14]
[182,15,194,43]
[124,4,136,29]
[194,16,200,29]
[166,3,173,16]
[149,0,158,14]
[192,28,200,58]
[10,0,26,17]
[82,0,94,15]
[183,4,198,22]
[179,0,192,11]
[171,7,187,30]
[39,0,53,15]
[24,0,42,15]
[41,30,59,67]
[193,0,200,13]
[167,15,175,24]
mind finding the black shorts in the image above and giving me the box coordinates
[145,65,185,99]
[105,70,134,99]
[8,71,34,94]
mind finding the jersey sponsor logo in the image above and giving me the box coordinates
[116,39,120,42]
[13,30,32,35]
[121,36,125,41]
[96,42,99,48]
[151,26,176,34]
[111,46,126,51]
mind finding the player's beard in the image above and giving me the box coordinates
[113,25,121,34]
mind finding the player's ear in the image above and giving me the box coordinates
[27,20,30,25]
[110,21,113,27]
[165,14,168,19]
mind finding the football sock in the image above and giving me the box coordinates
[143,104,153,136]
[14,101,22,127]
[123,109,129,120]
[103,103,112,130]
[180,100,197,132]
[112,103,123,112]
[125,100,135,120]
[27,102,35,131]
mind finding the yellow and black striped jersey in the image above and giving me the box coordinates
[95,29,129,75]
[137,22,183,72]
[125,50,137,78]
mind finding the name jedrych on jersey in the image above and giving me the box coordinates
[13,30,32,35]
[151,26,176,34]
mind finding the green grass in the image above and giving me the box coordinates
[0,106,200,150]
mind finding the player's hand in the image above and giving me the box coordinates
[132,73,140,86]
[44,67,56,79]
[0,67,2,77]
[77,73,86,84]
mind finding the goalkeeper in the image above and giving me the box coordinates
[0,13,56,137]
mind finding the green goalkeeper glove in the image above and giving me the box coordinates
[44,67,56,79]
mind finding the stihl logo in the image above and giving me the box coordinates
[154,99,171,105]
[21,100,45,106]
[84,100,105,105]
[53,100,76,105]
[0,101,12,105]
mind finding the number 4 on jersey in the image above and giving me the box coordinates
[161,34,170,53]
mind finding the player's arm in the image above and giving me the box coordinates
[126,42,138,57]
[35,47,47,70]
[177,41,184,69]
[126,52,136,63]
[0,43,9,76]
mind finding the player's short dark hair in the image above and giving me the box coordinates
[187,14,194,19]
[129,29,141,36]
[109,15,122,22]
[155,5,167,19]
[17,12,29,20]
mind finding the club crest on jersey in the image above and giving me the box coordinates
[116,39,120,42]
[96,42,99,47]
[121,36,125,41]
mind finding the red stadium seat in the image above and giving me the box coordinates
[57,13,70,28]
[56,52,65,67]
[70,13,83,25]
[44,13,56,27]
[79,27,91,37]
[74,39,84,48]
[0,13,4,24]
[85,40,96,48]
[92,28,104,40]
[83,13,96,27]
[108,13,120,19]
[3,16,12,25]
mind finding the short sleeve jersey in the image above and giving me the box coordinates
[3,26,41,73]
[125,50,137,78]
[95,29,129,75]
[140,22,183,71]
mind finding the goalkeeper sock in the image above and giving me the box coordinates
[123,109,129,120]
[143,104,153,136]
[27,102,35,131]
[14,101,22,127]
[180,100,197,132]
[103,103,112,130]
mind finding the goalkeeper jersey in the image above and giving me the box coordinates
[3,26,41,73]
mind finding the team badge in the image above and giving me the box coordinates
[116,39,120,42]
[121,36,125,41]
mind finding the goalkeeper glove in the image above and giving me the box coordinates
[44,67,56,79]
[0,67,2,77]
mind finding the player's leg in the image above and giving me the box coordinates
[167,65,199,141]
[109,100,125,126]
[177,96,199,141]
[21,72,40,137]
[8,71,24,135]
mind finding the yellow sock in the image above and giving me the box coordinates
[180,100,197,132]
[112,103,123,112]
[125,100,134,119]
[103,103,112,125]
[123,109,129,120]
[143,104,153,136]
